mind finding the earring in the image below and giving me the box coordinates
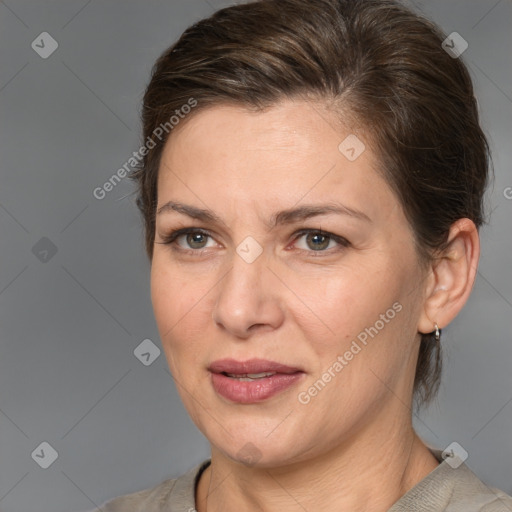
[434,323,440,342]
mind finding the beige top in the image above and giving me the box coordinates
[92,448,512,511]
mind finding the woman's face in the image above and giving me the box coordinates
[151,99,429,467]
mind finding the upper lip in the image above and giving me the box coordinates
[208,358,303,375]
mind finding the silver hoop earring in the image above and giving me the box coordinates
[434,323,440,342]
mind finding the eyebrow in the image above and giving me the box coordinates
[156,201,371,228]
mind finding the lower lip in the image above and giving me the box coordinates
[211,372,305,403]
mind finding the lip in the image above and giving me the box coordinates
[209,358,305,403]
[208,358,303,375]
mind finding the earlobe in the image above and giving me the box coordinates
[417,218,480,336]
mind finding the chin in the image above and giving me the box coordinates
[209,424,305,469]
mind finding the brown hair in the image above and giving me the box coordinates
[130,0,491,410]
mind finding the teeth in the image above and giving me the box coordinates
[226,372,276,380]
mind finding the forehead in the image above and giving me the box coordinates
[156,99,394,225]
[161,99,346,162]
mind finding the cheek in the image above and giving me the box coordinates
[290,275,357,352]
[288,266,414,397]
[284,264,396,343]
[151,261,212,352]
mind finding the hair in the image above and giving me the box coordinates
[129,0,491,411]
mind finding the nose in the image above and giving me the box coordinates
[211,248,285,339]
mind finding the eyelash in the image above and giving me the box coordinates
[156,228,350,257]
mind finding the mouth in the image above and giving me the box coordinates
[208,358,305,403]
[221,371,280,381]
[208,358,303,375]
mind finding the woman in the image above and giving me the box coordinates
[94,0,512,510]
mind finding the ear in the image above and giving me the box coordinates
[417,218,480,336]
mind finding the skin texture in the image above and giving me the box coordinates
[150,99,480,512]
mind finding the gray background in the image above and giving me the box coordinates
[0,1,511,511]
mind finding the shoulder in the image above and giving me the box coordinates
[88,460,210,512]
[476,488,512,512]
[391,448,512,512]
[439,459,512,511]
[93,477,178,512]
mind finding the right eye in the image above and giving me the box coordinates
[156,228,219,254]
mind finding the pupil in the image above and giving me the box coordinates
[307,233,329,251]
[188,233,206,248]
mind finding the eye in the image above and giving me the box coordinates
[156,228,217,252]
[179,231,214,250]
[292,229,349,253]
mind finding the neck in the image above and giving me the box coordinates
[195,418,439,512]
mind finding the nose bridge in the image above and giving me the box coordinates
[219,242,267,306]
[219,229,267,289]
[212,240,283,335]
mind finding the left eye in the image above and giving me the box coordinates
[293,230,346,252]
